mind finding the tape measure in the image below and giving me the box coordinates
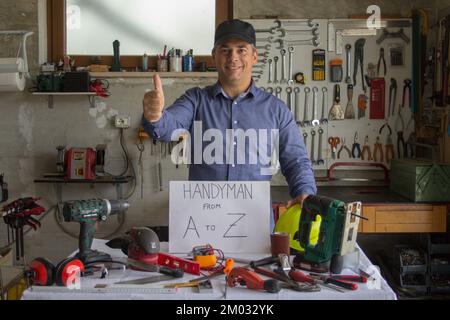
[193,244,217,270]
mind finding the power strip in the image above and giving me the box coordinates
[28,285,177,295]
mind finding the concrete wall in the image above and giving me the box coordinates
[0,0,444,263]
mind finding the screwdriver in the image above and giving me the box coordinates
[289,269,345,293]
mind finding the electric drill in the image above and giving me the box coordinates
[62,199,130,265]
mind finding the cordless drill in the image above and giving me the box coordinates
[62,199,130,265]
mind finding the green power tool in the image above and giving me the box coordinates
[62,199,130,265]
[293,195,361,274]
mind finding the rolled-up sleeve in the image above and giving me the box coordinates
[142,88,198,142]
[277,102,317,198]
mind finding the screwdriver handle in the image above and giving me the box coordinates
[223,258,234,275]
[332,275,367,283]
[288,269,315,284]
[159,266,184,278]
[326,278,358,290]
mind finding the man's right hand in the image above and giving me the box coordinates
[143,74,165,122]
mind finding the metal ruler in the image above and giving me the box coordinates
[28,285,177,295]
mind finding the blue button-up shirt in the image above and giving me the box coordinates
[142,81,316,199]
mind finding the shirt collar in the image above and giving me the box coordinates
[211,80,259,99]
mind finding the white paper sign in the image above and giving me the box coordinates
[169,181,271,254]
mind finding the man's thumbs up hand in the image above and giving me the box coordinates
[143,74,165,122]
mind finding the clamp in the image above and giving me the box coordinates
[361,135,372,161]
[395,107,406,159]
[337,138,352,159]
[402,79,412,109]
[389,78,397,116]
[377,48,386,77]
[373,136,383,162]
[353,39,366,92]
[351,132,361,159]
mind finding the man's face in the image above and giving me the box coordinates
[212,38,258,84]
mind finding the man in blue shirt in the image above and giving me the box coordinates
[142,19,316,228]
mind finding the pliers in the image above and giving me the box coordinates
[402,79,412,109]
[361,135,372,161]
[377,47,386,77]
[389,78,397,116]
[338,137,352,159]
[395,108,406,159]
[309,273,367,291]
[373,136,383,162]
[353,38,366,92]
[385,134,395,163]
[351,132,361,159]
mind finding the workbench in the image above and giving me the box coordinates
[273,186,448,233]
[21,239,397,300]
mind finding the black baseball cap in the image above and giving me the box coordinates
[214,19,256,47]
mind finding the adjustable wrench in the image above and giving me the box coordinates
[320,87,328,124]
[286,87,293,112]
[268,59,273,83]
[294,87,301,123]
[311,87,320,126]
[316,128,324,165]
[280,49,287,83]
[303,87,311,126]
[275,86,282,99]
[273,56,279,84]
[287,46,295,86]
[345,44,352,84]
[310,129,316,164]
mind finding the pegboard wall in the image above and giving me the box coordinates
[246,19,414,173]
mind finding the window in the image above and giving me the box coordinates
[47,0,233,70]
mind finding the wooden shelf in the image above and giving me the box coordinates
[32,92,96,96]
[89,72,218,78]
[32,92,96,108]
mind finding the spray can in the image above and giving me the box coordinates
[183,50,194,72]
[142,53,149,72]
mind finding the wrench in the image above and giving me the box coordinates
[256,36,274,43]
[294,87,301,123]
[310,129,316,164]
[277,37,320,48]
[252,70,264,75]
[260,87,266,92]
[320,87,328,124]
[316,128,324,165]
[266,87,274,94]
[253,64,266,69]
[268,59,273,83]
[286,87,293,112]
[256,44,271,51]
[303,132,308,148]
[311,87,320,126]
[280,49,287,83]
[258,52,269,58]
[303,87,311,126]
[275,87,282,99]
[287,46,294,86]
[281,28,320,36]
[257,58,268,64]
[273,56,279,84]
[275,19,318,28]
[255,27,279,34]
[345,44,352,84]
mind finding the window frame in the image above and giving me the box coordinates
[47,0,233,70]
